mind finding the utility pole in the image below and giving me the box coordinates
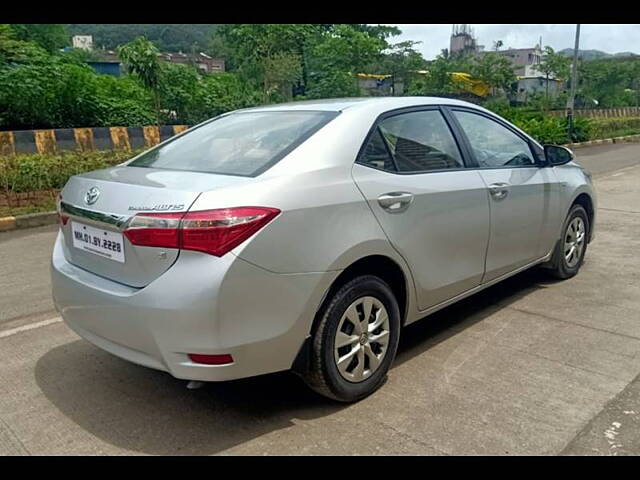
[567,24,581,142]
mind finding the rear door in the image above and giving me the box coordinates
[447,107,556,281]
[352,107,490,311]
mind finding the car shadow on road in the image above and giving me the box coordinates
[34,267,558,455]
[395,267,560,367]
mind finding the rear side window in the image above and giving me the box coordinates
[358,110,464,173]
[128,111,338,176]
[359,128,395,171]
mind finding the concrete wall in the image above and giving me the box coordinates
[0,125,189,156]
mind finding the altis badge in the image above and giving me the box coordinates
[128,204,185,212]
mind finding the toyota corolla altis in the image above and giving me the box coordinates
[51,97,596,402]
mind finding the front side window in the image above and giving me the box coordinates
[359,110,463,173]
[452,110,536,168]
[128,111,338,176]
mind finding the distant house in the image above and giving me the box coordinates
[86,50,122,77]
[515,76,563,103]
[70,34,225,77]
[495,47,544,76]
[159,52,225,74]
[494,47,564,101]
[357,74,404,96]
[87,61,121,77]
[72,35,94,51]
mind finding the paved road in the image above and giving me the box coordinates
[1,143,639,455]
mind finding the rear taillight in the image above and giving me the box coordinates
[123,212,183,249]
[123,207,280,257]
[56,193,69,226]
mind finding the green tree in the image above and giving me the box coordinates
[118,36,163,124]
[262,52,303,102]
[348,24,401,43]
[217,24,320,100]
[196,73,261,118]
[10,24,69,53]
[539,46,571,105]
[415,52,473,96]
[306,24,386,97]
[0,24,49,65]
[366,40,426,94]
[578,57,640,107]
[158,62,201,124]
[470,52,517,97]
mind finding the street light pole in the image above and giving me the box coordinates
[567,24,581,142]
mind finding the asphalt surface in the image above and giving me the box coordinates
[1,143,639,455]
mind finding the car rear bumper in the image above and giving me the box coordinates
[51,231,338,382]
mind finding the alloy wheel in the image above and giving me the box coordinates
[333,296,390,383]
[564,216,586,268]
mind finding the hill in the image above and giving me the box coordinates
[558,48,639,61]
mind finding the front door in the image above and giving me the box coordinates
[449,108,552,282]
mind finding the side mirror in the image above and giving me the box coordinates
[544,145,575,166]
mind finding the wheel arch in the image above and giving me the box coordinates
[325,255,409,325]
[291,254,412,375]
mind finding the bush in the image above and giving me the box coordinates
[195,73,261,120]
[305,71,361,99]
[483,102,594,144]
[0,60,160,129]
[570,116,592,143]
[93,74,156,126]
[0,61,106,129]
[514,116,568,144]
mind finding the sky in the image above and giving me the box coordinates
[391,24,640,59]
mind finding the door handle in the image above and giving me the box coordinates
[488,183,510,201]
[377,192,414,213]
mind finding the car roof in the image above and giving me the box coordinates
[234,96,541,150]
[238,96,485,113]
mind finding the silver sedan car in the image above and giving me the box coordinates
[51,97,596,402]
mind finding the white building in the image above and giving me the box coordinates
[72,35,94,51]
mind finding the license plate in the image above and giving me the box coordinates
[71,221,125,263]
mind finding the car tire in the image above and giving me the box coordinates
[302,275,401,403]
[546,204,590,280]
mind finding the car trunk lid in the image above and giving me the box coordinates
[59,166,251,288]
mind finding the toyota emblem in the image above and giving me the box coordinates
[85,187,100,205]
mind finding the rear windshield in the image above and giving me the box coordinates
[128,110,338,176]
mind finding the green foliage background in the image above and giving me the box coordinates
[2,23,640,216]
[1,24,640,145]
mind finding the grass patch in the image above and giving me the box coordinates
[1,149,143,217]
[591,127,640,140]
[0,199,56,218]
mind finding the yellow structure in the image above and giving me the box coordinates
[356,71,491,98]
[356,73,392,81]
[448,72,491,98]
